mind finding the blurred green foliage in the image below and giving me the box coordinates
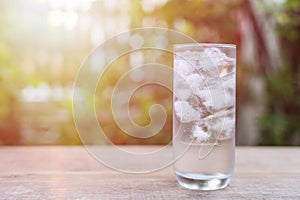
[259,0,300,145]
[96,0,243,145]
[130,0,242,42]
[0,0,299,145]
[0,41,22,144]
[0,0,86,144]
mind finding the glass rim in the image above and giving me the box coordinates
[174,43,236,49]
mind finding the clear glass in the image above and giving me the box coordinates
[173,43,236,190]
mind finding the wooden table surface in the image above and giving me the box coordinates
[0,146,299,199]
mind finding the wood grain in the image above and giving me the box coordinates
[0,146,299,199]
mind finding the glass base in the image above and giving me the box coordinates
[175,172,231,190]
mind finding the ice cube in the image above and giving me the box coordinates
[221,72,235,90]
[195,48,235,78]
[201,48,225,65]
[174,48,235,112]
[222,117,235,138]
[192,124,210,142]
[185,73,205,94]
[196,87,234,113]
[204,48,228,64]
[173,73,192,100]
[195,59,219,77]
[202,110,235,139]
[174,100,201,122]
[174,72,206,100]
[212,89,234,112]
[194,89,210,106]
[175,50,201,61]
[174,87,192,100]
[219,61,235,76]
[188,94,211,118]
[174,59,195,76]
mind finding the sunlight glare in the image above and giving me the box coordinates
[48,10,64,27]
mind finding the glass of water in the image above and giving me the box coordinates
[173,43,236,190]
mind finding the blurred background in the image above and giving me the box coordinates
[0,0,299,145]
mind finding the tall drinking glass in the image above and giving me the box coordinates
[173,43,236,190]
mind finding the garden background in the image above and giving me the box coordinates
[0,0,299,146]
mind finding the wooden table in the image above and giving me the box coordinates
[0,146,299,199]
